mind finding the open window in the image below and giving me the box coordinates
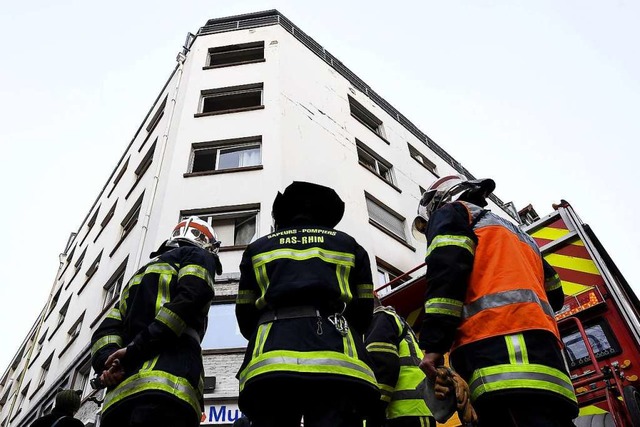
[202,303,248,350]
[408,143,437,175]
[206,41,265,68]
[181,205,259,250]
[348,95,385,139]
[188,136,262,175]
[197,83,264,117]
[356,139,395,187]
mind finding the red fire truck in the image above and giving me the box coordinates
[379,201,640,426]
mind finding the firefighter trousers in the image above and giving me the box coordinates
[385,416,434,427]
[100,396,197,427]
[475,399,576,427]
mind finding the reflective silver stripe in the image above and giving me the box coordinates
[106,307,122,321]
[425,298,463,317]
[103,370,200,416]
[469,367,576,402]
[155,273,172,314]
[463,289,555,319]
[336,264,352,303]
[251,247,356,267]
[426,234,476,257]
[343,330,356,359]
[506,334,525,364]
[91,335,123,355]
[237,290,258,305]
[392,378,426,400]
[241,354,374,381]
[156,306,186,336]
[178,264,214,290]
[545,274,562,292]
[145,263,178,275]
[357,283,373,299]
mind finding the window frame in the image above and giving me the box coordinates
[38,354,53,388]
[180,204,260,251]
[375,258,410,297]
[107,157,130,198]
[110,193,144,257]
[204,41,265,69]
[201,301,248,352]
[348,95,387,141]
[94,200,118,243]
[102,259,127,310]
[364,193,415,251]
[355,139,399,191]
[408,143,438,176]
[195,83,265,118]
[126,142,156,199]
[186,136,263,177]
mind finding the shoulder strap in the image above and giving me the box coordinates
[470,209,488,229]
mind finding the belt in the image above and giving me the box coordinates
[258,305,321,325]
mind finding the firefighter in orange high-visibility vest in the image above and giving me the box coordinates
[412,175,578,427]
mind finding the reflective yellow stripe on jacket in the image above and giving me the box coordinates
[250,247,357,308]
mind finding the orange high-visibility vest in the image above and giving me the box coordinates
[452,201,560,351]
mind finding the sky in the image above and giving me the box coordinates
[0,0,638,371]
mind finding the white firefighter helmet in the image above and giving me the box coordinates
[170,216,221,253]
[411,174,495,241]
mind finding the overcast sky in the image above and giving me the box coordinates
[1,0,638,371]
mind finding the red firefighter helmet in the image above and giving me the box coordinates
[170,216,221,253]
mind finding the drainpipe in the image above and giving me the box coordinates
[133,51,187,271]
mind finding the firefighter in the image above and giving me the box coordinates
[91,217,222,427]
[364,296,435,427]
[412,175,579,427]
[235,181,379,427]
[30,389,83,427]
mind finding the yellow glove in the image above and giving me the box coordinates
[434,368,478,425]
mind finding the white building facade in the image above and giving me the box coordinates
[0,10,518,427]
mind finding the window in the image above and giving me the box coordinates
[146,96,167,134]
[207,41,265,68]
[189,136,262,174]
[57,245,76,280]
[108,158,129,198]
[375,259,409,297]
[68,247,87,286]
[47,288,61,316]
[562,319,621,368]
[103,261,127,309]
[197,83,263,116]
[57,298,70,329]
[80,207,100,246]
[408,143,437,175]
[18,382,29,408]
[356,140,395,186]
[94,201,117,242]
[348,95,385,138]
[72,360,93,400]
[67,314,84,344]
[85,251,102,281]
[202,303,247,350]
[121,194,143,238]
[365,194,408,242]
[38,354,53,387]
[182,206,259,248]
[127,143,155,198]
[30,330,47,365]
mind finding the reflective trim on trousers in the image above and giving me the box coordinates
[462,289,555,319]
[238,350,377,391]
[103,369,200,417]
[469,364,577,403]
[505,334,529,364]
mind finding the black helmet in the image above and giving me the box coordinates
[272,181,345,229]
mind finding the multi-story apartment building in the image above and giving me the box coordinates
[0,10,519,427]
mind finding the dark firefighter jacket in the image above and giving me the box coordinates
[365,306,433,424]
[91,245,219,424]
[235,224,379,414]
[418,201,578,416]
